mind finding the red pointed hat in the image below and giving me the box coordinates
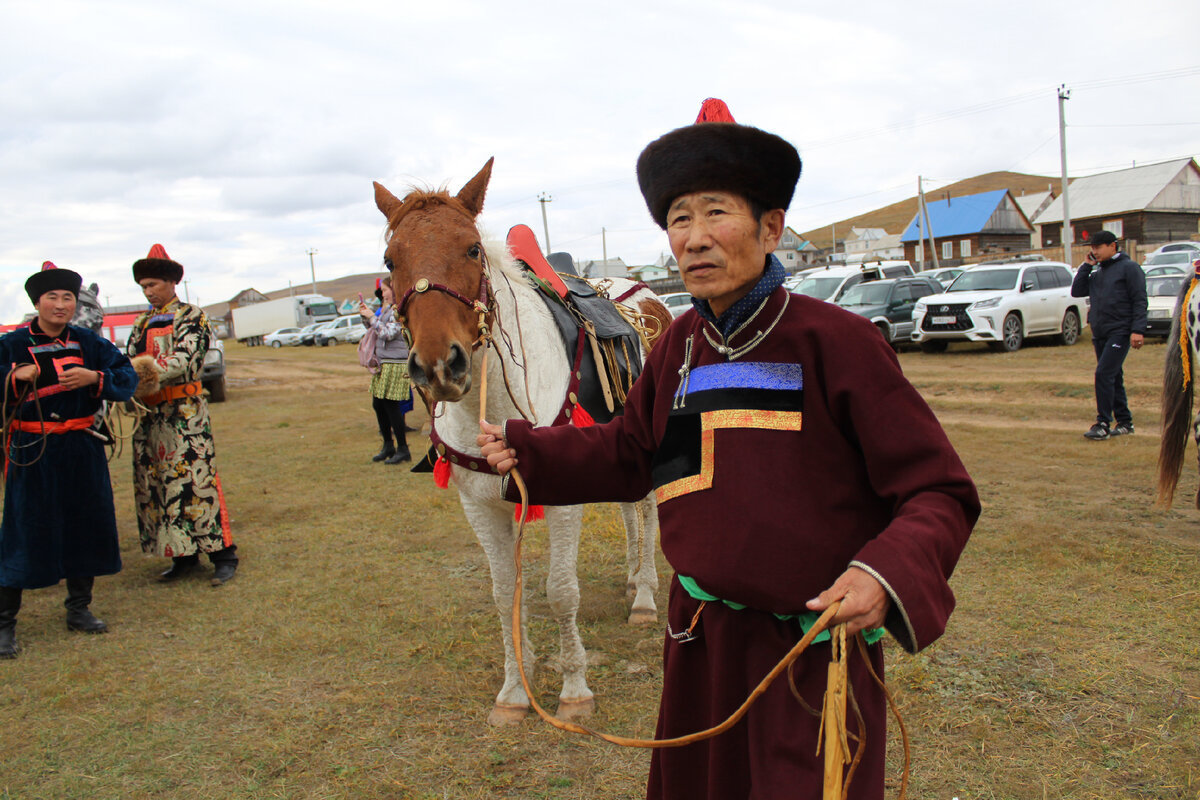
[636,98,801,229]
[132,243,184,283]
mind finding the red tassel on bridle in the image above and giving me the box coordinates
[514,503,545,522]
[433,456,451,489]
[571,404,595,428]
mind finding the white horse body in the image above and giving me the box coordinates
[432,242,660,724]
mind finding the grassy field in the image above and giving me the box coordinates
[1,334,1197,799]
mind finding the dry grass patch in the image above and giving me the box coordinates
[1,335,1197,799]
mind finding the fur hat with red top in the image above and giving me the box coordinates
[25,260,83,304]
[132,244,184,283]
[635,98,802,229]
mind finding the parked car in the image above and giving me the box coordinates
[924,267,964,289]
[299,320,334,346]
[835,276,942,348]
[1145,274,1187,338]
[1150,241,1200,257]
[316,315,366,346]
[911,260,1085,353]
[201,335,226,402]
[790,262,915,304]
[1143,250,1195,271]
[657,292,693,319]
[263,326,303,347]
[1146,265,1187,278]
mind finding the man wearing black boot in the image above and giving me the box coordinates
[126,245,240,587]
[360,277,413,465]
[1,265,138,659]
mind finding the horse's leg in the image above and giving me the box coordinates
[461,496,535,726]
[619,495,659,626]
[543,504,594,722]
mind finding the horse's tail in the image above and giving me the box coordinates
[1157,275,1197,508]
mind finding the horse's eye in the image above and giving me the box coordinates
[383,256,394,271]
[468,245,481,259]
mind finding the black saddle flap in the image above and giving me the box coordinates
[536,274,644,424]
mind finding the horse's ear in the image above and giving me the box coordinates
[456,158,494,218]
[374,181,403,220]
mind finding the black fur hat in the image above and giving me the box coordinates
[132,243,184,283]
[636,121,801,229]
[25,262,82,304]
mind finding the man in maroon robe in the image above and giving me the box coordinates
[479,100,980,799]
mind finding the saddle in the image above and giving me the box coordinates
[508,225,644,425]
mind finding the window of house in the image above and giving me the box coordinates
[1103,220,1124,238]
[960,239,971,258]
[942,241,953,260]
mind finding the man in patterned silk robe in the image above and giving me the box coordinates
[126,245,239,586]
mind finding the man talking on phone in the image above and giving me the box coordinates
[1071,230,1147,440]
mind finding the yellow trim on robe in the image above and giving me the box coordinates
[655,409,803,503]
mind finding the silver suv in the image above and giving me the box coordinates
[911,261,1086,353]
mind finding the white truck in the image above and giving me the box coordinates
[231,294,339,346]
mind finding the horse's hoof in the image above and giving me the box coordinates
[487,703,529,726]
[627,608,657,626]
[555,696,595,722]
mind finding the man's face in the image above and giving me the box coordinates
[666,191,784,318]
[1089,240,1117,262]
[139,277,177,308]
[34,289,77,329]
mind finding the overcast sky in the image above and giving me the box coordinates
[2,0,1198,323]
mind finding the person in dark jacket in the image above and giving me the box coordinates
[1070,230,1147,439]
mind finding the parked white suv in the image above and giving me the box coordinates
[911,261,1086,352]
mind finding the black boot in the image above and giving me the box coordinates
[385,406,411,464]
[372,436,396,463]
[65,577,108,633]
[158,554,199,583]
[384,445,411,464]
[209,546,239,586]
[0,585,21,659]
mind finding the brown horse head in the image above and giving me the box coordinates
[374,158,495,404]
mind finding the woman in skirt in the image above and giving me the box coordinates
[359,277,412,464]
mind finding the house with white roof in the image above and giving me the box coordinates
[1036,158,1200,248]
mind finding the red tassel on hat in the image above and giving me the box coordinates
[514,503,545,522]
[695,98,736,124]
[433,456,451,489]
[571,404,595,428]
[41,261,57,270]
[147,243,171,260]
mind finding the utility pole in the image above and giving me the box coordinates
[182,280,191,303]
[1057,85,1073,264]
[830,223,835,263]
[918,176,939,270]
[306,248,319,295]
[537,193,553,254]
[602,227,608,266]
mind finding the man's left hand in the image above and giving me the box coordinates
[806,566,890,636]
[58,367,99,390]
[1131,333,1144,350]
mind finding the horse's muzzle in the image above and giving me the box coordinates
[409,342,472,402]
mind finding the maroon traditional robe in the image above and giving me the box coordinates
[502,286,979,799]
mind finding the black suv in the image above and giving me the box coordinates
[835,276,943,348]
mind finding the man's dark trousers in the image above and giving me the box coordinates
[1092,333,1132,426]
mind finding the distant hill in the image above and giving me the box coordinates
[802,171,1060,249]
[204,272,384,319]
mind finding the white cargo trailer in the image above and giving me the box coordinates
[231,294,338,345]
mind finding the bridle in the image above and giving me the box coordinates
[393,249,495,352]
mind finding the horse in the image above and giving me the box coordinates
[373,158,672,725]
[1158,269,1200,507]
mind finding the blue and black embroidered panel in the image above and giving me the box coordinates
[652,362,804,502]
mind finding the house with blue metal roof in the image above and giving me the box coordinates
[900,189,1034,267]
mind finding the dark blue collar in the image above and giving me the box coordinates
[694,255,787,339]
